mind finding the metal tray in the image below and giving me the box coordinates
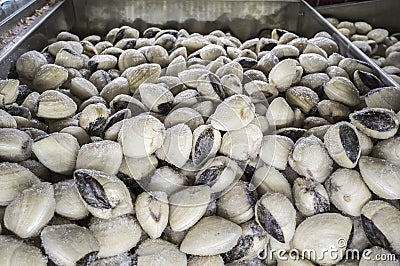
[0,0,396,87]
[317,0,400,86]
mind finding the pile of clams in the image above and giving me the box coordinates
[0,24,399,266]
[327,17,400,85]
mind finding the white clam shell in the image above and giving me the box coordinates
[54,180,88,220]
[259,135,294,170]
[0,235,47,265]
[180,216,242,256]
[136,238,187,266]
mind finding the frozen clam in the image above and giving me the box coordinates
[269,59,303,92]
[324,76,360,107]
[146,166,189,195]
[0,79,19,106]
[361,200,400,254]
[0,128,32,162]
[371,136,400,166]
[259,135,294,170]
[359,156,400,199]
[89,215,142,258]
[135,191,169,239]
[74,169,133,219]
[266,97,295,129]
[293,177,330,217]
[4,182,55,238]
[0,235,47,265]
[139,83,174,114]
[122,63,161,92]
[255,192,296,243]
[180,216,242,256]
[169,185,211,232]
[324,121,361,168]
[79,102,110,136]
[32,133,79,175]
[210,94,255,131]
[292,213,352,265]
[54,180,89,220]
[41,224,99,266]
[188,255,224,266]
[191,124,221,166]
[16,50,47,81]
[135,238,187,266]
[289,135,333,182]
[325,168,371,216]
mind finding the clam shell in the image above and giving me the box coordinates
[269,59,303,92]
[121,63,161,93]
[136,238,187,266]
[35,90,77,119]
[259,135,294,170]
[180,216,242,256]
[0,128,32,162]
[54,180,89,220]
[191,124,222,166]
[16,51,47,81]
[0,235,47,265]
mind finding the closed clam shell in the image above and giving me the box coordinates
[76,140,122,175]
[349,107,399,139]
[194,156,242,194]
[317,99,351,123]
[54,48,84,69]
[339,58,373,76]
[326,66,349,79]
[365,87,400,112]
[219,124,263,161]
[188,255,224,266]
[251,164,292,201]
[197,72,225,100]
[32,133,79,175]
[359,156,400,199]
[16,51,48,81]
[269,59,303,92]
[173,90,200,107]
[266,97,294,129]
[292,177,330,217]
[73,169,133,219]
[371,136,400,166]
[361,200,400,254]
[299,53,328,74]
[0,128,32,162]
[119,155,158,180]
[217,181,257,224]
[191,124,221,166]
[324,76,360,107]
[41,224,99,266]
[324,121,361,168]
[0,235,47,265]
[4,182,55,238]
[166,55,187,77]
[118,49,146,71]
[139,83,174,114]
[367,28,389,44]
[79,102,110,136]
[121,63,161,92]
[255,192,296,244]
[54,180,88,220]
[286,86,319,114]
[259,135,294,170]
[169,185,211,232]
[136,238,187,266]
[139,45,170,67]
[270,44,299,59]
[0,163,40,206]
[0,109,17,128]
[70,77,98,100]
[88,54,117,71]
[289,135,333,183]
[35,90,77,119]
[155,123,192,168]
[325,168,371,216]
[243,80,278,103]
[292,213,352,265]
[308,36,339,55]
[135,191,169,239]
[89,215,142,258]
[60,126,91,146]
[180,216,242,256]
[0,79,19,105]
[118,114,165,158]
[211,94,255,131]
[215,61,243,81]
[146,166,189,196]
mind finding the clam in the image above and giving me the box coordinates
[118,49,146,71]
[266,97,294,129]
[135,238,187,266]
[365,87,400,112]
[76,140,123,175]
[325,168,371,216]
[135,191,169,239]
[139,45,170,67]
[286,86,319,114]
[180,216,242,256]
[243,80,279,103]
[139,83,174,114]
[89,70,111,91]
[169,185,211,232]
[0,128,32,162]
[259,135,294,170]
[118,114,165,158]
[54,180,89,220]
[359,156,400,199]
[217,181,257,224]
[354,70,383,95]
[0,79,19,106]
[288,135,333,183]
[73,169,133,219]
[299,72,330,90]
[292,177,330,217]
[16,51,47,81]
[119,155,158,181]
[255,192,296,244]
[197,72,225,100]
[371,136,400,166]
[4,182,55,238]
[89,214,142,258]
[324,121,361,168]
[164,107,204,131]
[299,53,328,74]
[54,48,84,69]
[317,99,351,123]
[146,166,189,196]
[219,123,263,161]
[361,200,400,254]
[191,124,222,166]
[0,235,47,265]
[121,63,161,92]
[41,224,99,266]
[269,59,303,92]
[32,133,79,175]
[324,76,360,107]
[349,107,399,139]
[367,28,389,44]
[270,44,299,59]
[210,94,255,131]
[35,90,77,119]
[292,213,352,265]
[70,77,98,100]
